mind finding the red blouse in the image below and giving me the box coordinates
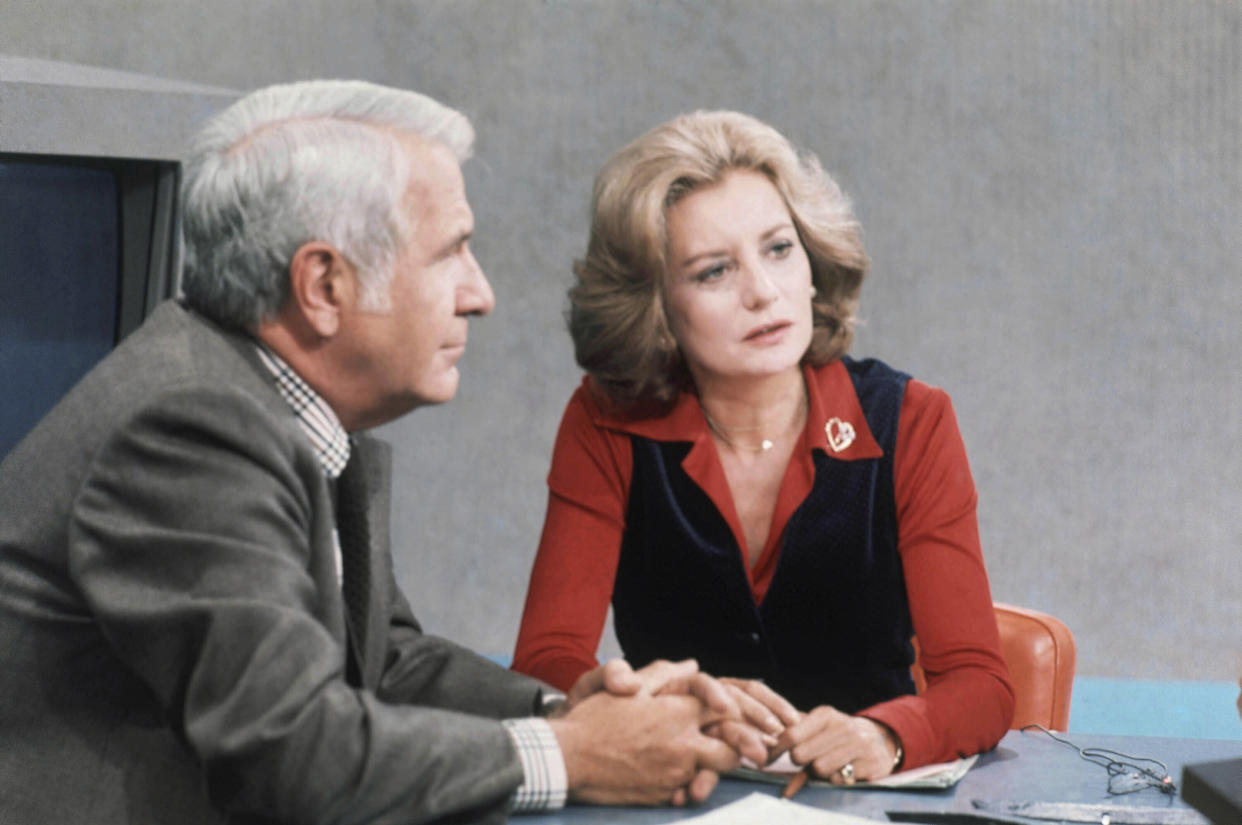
[513,361,1014,768]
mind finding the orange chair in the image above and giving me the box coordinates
[910,602,1077,730]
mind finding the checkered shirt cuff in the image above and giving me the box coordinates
[502,717,567,812]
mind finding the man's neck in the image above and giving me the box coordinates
[254,317,361,429]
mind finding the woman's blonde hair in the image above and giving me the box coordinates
[569,110,868,415]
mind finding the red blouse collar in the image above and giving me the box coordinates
[585,360,884,462]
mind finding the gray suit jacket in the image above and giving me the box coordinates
[0,301,550,825]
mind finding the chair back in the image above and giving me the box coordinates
[910,602,1076,730]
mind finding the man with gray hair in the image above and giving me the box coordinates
[0,80,764,824]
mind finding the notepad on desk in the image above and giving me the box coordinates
[733,753,979,790]
[658,791,886,824]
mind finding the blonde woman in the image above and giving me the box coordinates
[514,111,1014,782]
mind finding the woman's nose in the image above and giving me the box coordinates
[741,260,779,309]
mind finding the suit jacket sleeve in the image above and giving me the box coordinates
[378,570,554,717]
[68,384,526,825]
[340,435,553,719]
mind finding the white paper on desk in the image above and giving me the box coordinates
[732,753,978,790]
[657,791,885,824]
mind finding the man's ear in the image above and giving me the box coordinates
[287,241,355,338]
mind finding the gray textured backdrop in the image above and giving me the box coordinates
[2,0,1239,681]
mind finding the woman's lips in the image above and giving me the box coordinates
[744,320,791,343]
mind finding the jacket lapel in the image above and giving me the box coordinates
[335,435,393,689]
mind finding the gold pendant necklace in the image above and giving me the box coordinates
[701,394,805,454]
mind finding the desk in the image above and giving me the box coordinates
[522,731,1242,824]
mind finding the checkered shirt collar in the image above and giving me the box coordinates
[254,342,351,479]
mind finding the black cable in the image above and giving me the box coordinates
[1020,724,1177,795]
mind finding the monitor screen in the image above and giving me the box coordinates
[0,153,179,459]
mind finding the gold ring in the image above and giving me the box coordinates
[840,762,856,784]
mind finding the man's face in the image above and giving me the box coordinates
[342,139,495,425]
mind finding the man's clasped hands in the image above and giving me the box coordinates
[546,658,901,806]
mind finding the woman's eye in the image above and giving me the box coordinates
[693,263,728,283]
[769,240,794,258]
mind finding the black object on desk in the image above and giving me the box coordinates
[887,809,1036,825]
[973,799,1208,825]
[1181,758,1242,825]
[890,800,1212,825]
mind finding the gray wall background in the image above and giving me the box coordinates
[3,0,1238,681]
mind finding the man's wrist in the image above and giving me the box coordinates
[502,718,567,812]
[537,687,568,717]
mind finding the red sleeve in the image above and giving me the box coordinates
[511,384,633,691]
[859,380,1015,768]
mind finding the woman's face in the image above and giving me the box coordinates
[662,169,814,389]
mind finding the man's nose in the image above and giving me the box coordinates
[460,250,495,317]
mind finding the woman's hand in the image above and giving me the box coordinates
[773,705,902,784]
[706,678,802,753]
[695,676,804,776]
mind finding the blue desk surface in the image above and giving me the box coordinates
[521,731,1242,824]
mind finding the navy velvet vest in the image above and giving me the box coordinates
[612,357,916,713]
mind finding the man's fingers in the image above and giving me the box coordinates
[566,658,647,707]
[659,672,741,721]
[553,690,737,807]
[565,662,606,706]
[599,658,642,695]
[691,730,743,774]
[634,658,699,694]
[687,769,720,804]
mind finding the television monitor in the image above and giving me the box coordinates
[0,54,233,460]
[0,152,180,458]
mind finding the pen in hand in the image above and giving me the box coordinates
[781,766,811,799]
